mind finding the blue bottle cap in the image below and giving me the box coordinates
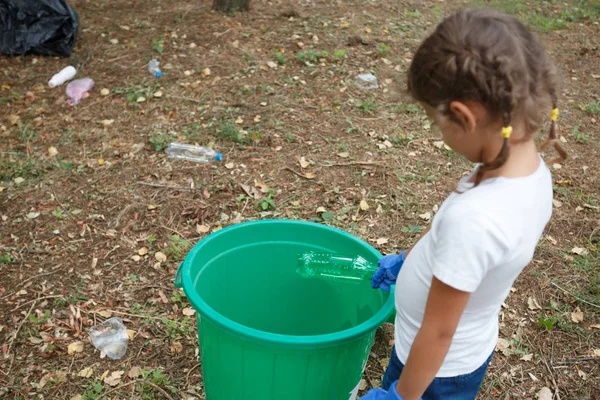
[155,71,162,78]
[215,153,223,161]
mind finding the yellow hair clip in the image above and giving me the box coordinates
[501,126,513,139]
[550,108,559,121]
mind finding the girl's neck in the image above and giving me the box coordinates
[479,139,540,182]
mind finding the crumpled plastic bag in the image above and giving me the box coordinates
[88,317,129,360]
[0,0,79,57]
[66,78,94,106]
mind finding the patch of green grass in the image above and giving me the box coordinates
[334,49,347,61]
[537,314,558,330]
[376,43,392,58]
[164,236,190,260]
[1,155,46,180]
[584,102,600,115]
[52,207,66,219]
[81,381,104,400]
[359,99,379,114]
[258,189,277,211]
[274,50,286,65]
[152,39,164,53]
[28,310,50,325]
[402,225,425,235]
[149,132,170,151]
[283,131,295,143]
[215,120,249,144]
[136,369,177,396]
[0,253,13,265]
[161,316,194,340]
[296,49,328,64]
[571,125,590,143]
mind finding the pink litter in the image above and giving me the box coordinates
[66,78,95,106]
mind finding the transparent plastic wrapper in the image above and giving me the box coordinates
[66,78,94,106]
[296,251,378,283]
[166,142,222,163]
[354,73,379,90]
[88,317,128,360]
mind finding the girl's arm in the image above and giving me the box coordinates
[395,277,471,400]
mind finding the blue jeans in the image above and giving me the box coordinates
[382,347,493,400]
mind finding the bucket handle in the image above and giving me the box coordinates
[174,262,184,288]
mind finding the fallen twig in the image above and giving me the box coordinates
[553,356,599,366]
[6,299,36,362]
[318,161,380,167]
[551,281,600,309]
[98,378,175,400]
[136,182,195,191]
[283,167,313,180]
[168,95,206,104]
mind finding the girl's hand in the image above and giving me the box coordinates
[371,251,407,291]
[359,381,411,400]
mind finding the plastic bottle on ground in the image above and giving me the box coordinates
[148,59,162,78]
[48,66,77,88]
[296,251,377,282]
[165,143,223,163]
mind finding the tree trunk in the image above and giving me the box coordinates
[213,0,250,12]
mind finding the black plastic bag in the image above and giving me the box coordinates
[0,0,79,57]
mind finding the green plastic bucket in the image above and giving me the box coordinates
[174,220,395,400]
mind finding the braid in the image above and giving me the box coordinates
[541,88,567,164]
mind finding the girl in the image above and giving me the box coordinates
[363,9,565,400]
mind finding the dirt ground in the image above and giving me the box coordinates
[1,0,599,399]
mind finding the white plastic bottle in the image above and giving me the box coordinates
[48,66,77,88]
[165,143,222,163]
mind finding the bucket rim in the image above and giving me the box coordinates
[177,219,395,348]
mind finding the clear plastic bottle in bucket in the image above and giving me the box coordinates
[296,251,377,282]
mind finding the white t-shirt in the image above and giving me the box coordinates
[394,157,553,377]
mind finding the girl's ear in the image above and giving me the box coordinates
[449,101,477,134]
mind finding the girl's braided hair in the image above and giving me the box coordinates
[407,9,566,185]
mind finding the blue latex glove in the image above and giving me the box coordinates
[371,251,406,291]
[359,381,404,400]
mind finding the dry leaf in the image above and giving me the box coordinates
[359,200,370,211]
[182,307,196,316]
[71,395,83,400]
[225,162,234,169]
[28,336,43,344]
[552,199,562,208]
[304,172,316,179]
[78,367,94,378]
[153,90,163,98]
[432,141,444,149]
[104,370,124,386]
[14,177,25,185]
[38,373,53,389]
[316,206,327,213]
[419,212,431,221]
[100,88,110,96]
[170,342,183,353]
[529,372,539,382]
[267,61,278,69]
[128,366,142,379]
[527,297,542,311]
[359,379,367,390]
[299,157,310,169]
[578,369,588,380]
[127,329,136,340]
[136,96,146,103]
[571,307,584,323]
[96,310,112,318]
[593,349,600,357]
[495,337,510,356]
[202,67,211,77]
[131,255,141,262]
[101,119,114,127]
[48,146,58,157]
[7,114,20,126]
[155,252,167,262]
[571,247,589,256]
[138,247,149,256]
[68,341,84,355]
[590,324,600,329]
[546,235,557,245]
[338,151,349,158]
[376,238,388,245]
[254,179,269,193]
[537,387,553,400]
[197,224,210,234]
[520,354,533,362]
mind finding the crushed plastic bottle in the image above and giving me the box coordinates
[88,317,128,360]
[66,78,94,106]
[354,73,378,90]
[148,59,162,78]
[296,252,378,282]
[49,66,76,88]
[166,143,223,163]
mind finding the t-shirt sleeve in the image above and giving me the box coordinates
[431,203,509,293]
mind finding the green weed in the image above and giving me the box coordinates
[0,253,13,265]
[164,236,190,260]
[149,133,170,151]
[334,49,347,61]
[571,125,589,143]
[274,50,286,65]
[52,207,66,219]
[152,39,164,53]
[258,189,277,211]
[376,43,392,58]
[296,49,327,64]
[215,121,249,144]
[402,225,425,235]
[537,314,558,330]
[81,381,103,400]
[161,316,194,339]
[359,99,379,114]
[584,102,600,115]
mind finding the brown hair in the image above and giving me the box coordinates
[407,9,566,185]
